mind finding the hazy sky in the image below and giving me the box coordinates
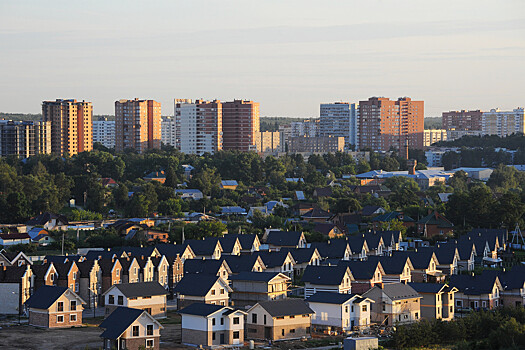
[1,0,524,117]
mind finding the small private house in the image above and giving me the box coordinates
[221,254,266,274]
[100,306,163,350]
[77,259,102,309]
[265,231,307,250]
[282,248,322,280]
[184,258,233,283]
[255,250,296,279]
[302,265,354,298]
[98,258,123,296]
[174,274,232,310]
[179,303,246,348]
[310,241,352,261]
[0,249,32,267]
[217,235,243,256]
[184,239,223,260]
[25,212,69,231]
[363,283,422,326]
[156,243,195,262]
[392,250,444,283]
[367,255,413,284]
[220,180,238,190]
[449,272,503,311]
[221,233,261,253]
[0,231,31,246]
[103,282,169,318]
[32,263,58,290]
[230,272,290,307]
[338,260,384,294]
[0,265,33,315]
[175,189,204,200]
[416,211,454,238]
[408,282,457,321]
[245,299,314,341]
[25,286,85,328]
[306,292,374,332]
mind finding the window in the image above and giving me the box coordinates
[450,306,453,312]
[282,329,285,336]
[70,301,77,311]
[233,331,239,339]
[212,333,216,340]
[109,295,114,304]
[220,288,224,295]
[212,318,216,326]
[211,289,216,295]
[147,324,154,336]
[118,296,124,305]
[290,315,295,319]
[233,317,240,325]
[57,315,64,323]
[263,315,267,325]
[70,314,77,322]
[146,339,154,348]
[252,314,257,323]
[73,272,77,280]
[345,306,348,313]
[57,302,64,312]
[132,326,139,337]
[220,318,224,325]
[362,305,367,312]
[290,329,295,333]
[415,313,419,320]
[116,269,120,277]
[457,300,462,307]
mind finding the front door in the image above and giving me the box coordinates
[264,327,272,340]
[220,333,225,344]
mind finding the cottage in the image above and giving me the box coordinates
[313,223,345,238]
[185,239,223,260]
[175,189,204,200]
[100,306,163,350]
[55,261,80,294]
[220,180,238,190]
[98,258,123,296]
[306,292,373,332]
[302,265,354,298]
[26,212,69,231]
[363,283,422,326]
[221,233,261,253]
[265,231,307,250]
[0,265,33,315]
[499,265,525,307]
[156,243,196,262]
[245,299,314,341]
[217,235,242,256]
[77,260,102,309]
[103,282,169,318]
[282,248,322,279]
[25,286,85,328]
[370,211,415,231]
[174,274,232,309]
[450,272,503,311]
[230,272,290,307]
[392,250,444,283]
[0,231,31,246]
[0,249,32,267]
[32,263,58,290]
[179,303,246,348]
[416,211,454,238]
[338,260,384,294]
[255,250,296,278]
[301,207,331,223]
[367,255,413,284]
[184,258,232,283]
[151,256,170,290]
[221,254,266,274]
[408,282,457,321]
[310,241,352,261]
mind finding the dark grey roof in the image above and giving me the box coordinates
[310,242,349,259]
[301,207,331,219]
[306,291,357,304]
[112,282,168,298]
[100,307,144,339]
[26,212,68,226]
[184,239,220,256]
[302,265,349,285]
[281,248,317,264]
[266,231,303,247]
[392,250,437,269]
[230,271,283,282]
[184,259,225,275]
[85,250,118,261]
[257,299,313,317]
[221,255,261,273]
[449,273,499,295]
[25,286,68,309]
[178,303,224,316]
[360,205,384,216]
[113,246,157,258]
[367,255,410,275]
[408,282,447,294]
[155,243,187,257]
[255,250,291,268]
[338,260,379,280]
[222,234,257,250]
[379,283,420,300]
[218,236,240,254]
[345,236,366,253]
[173,274,220,296]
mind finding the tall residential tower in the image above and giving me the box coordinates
[222,100,260,152]
[115,98,161,152]
[319,102,358,149]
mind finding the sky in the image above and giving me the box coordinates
[1,0,524,117]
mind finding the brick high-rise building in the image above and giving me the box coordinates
[175,99,222,155]
[442,110,482,131]
[42,99,93,156]
[358,97,424,151]
[222,100,260,152]
[0,120,51,158]
[115,98,161,153]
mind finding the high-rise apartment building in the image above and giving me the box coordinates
[161,116,177,147]
[289,136,344,154]
[442,110,482,131]
[222,100,260,152]
[290,119,319,137]
[319,102,358,149]
[482,108,525,137]
[358,97,424,152]
[424,129,447,147]
[115,98,161,153]
[42,99,93,156]
[92,117,115,149]
[175,99,222,155]
[254,131,280,153]
[0,120,51,158]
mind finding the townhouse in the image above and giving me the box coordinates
[230,271,290,307]
[302,265,354,298]
[363,283,422,326]
[103,282,169,318]
[174,274,232,309]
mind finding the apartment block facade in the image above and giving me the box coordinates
[42,99,93,156]
[423,129,447,147]
[161,116,177,147]
[254,131,280,153]
[175,99,222,155]
[0,120,51,157]
[482,108,525,137]
[289,136,344,154]
[222,100,260,152]
[115,99,161,152]
[442,110,482,131]
[290,119,319,138]
[319,102,358,149]
[358,97,424,152]
[92,117,115,149]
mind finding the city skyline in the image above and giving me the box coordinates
[1,0,524,117]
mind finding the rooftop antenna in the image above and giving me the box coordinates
[511,223,524,248]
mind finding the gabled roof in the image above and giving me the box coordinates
[428,244,459,265]
[184,239,222,256]
[25,285,84,309]
[105,282,168,298]
[345,236,367,253]
[417,211,454,228]
[222,234,258,251]
[310,242,350,259]
[76,260,97,276]
[221,254,264,273]
[26,212,68,226]
[173,274,228,296]
[313,222,344,236]
[266,231,304,247]
[281,247,319,264]
[184,259,229,276]
[178,303,225,316]
[254,299,313,317]
[302,265,352,286]
[156,243,191,258]
[100,307,162,339]
[408,282,448,294]
[338,260,382,280]
[362,234,383,250]
[0,265,30,282]
[218,235,241,254]
[230,271,288,283]
[85,250,118,261]
[370,283,420,300]
[221,206,247,215]
[301,207,331,219]
[360,205,385,216]
[468,228,507,245]
[255,250,294,269]
[367,255,413,275]
[371,211,415,223]
[306,291,358,304]
[113,246,159,258]
[392,250,438,269]
[449,273,501,295]
[314,187,333,197]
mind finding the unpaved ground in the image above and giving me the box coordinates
[0,324,187,350]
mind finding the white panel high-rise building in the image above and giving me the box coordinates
[161,116,177,147]
[290,119,319,137]
[92,117,115,149]
[319,102,358,150]
[482,108,525,137]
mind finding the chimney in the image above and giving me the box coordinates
[407,159,417,175]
